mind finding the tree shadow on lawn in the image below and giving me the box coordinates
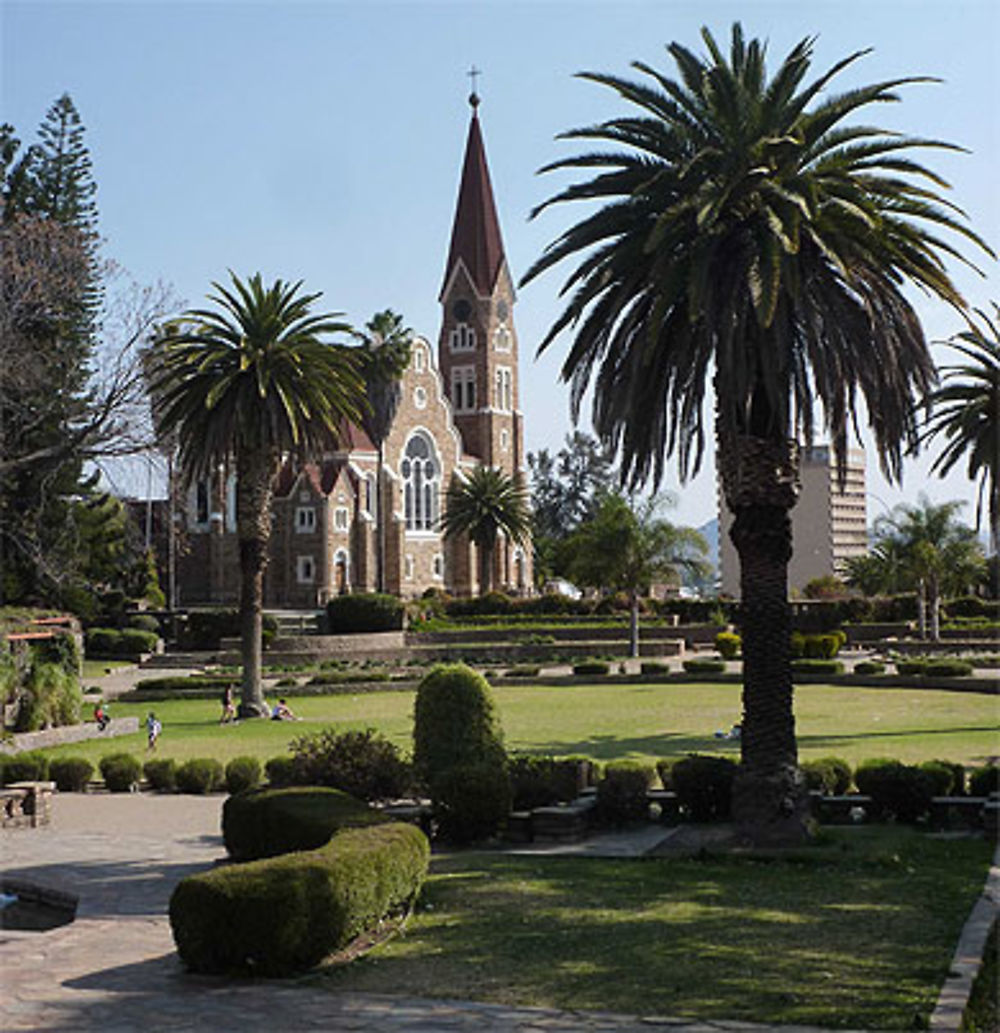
[516,731,740,761]
[799,725,999,749]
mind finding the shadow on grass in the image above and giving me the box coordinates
[516,731,741,761]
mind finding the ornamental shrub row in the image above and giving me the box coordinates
[572,660,610,676]
[85,627,159,659]
[507,754,597,810]
[682,658,727,674]
[179,610,278,651]
[594,761,655,826]
[325,593,404,633]
[894,659,974,678]
[286,728,411,802]
[170,816,430,976]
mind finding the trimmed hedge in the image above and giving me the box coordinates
[49,756,94,792]
[224,756,262,795]
[222,786,385,861]
[639,661,670,676]
[85,627,159,659]
[969,763,999,798]
[175,758,224,795]
[180,609,277,650]
[306,670,390,686]
[715,632,741,659]
[144,758,178,792]
[0,751,50,784]
[508,754,595,810]
[595,761,655,826]
[169,820,429,976]
[326,593,404,633]
[854,759,934,823]
[791,658,845,676]
[431,761,512,844]
[572,660,610,676]
[682,658,727,674]
[133,674,240,695]
[802,757,852,795]
[853,660,886,675]
[895,659,974,678]
[671,754,737,821]
[265,756,298,787]
[100,752,142,792]
[504,665,541,678]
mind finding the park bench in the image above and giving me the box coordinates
[809,792,873,824]
[928,796,989,830]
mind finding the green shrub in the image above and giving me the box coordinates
[594,761,655,826]
[181,609,277,650]
[1,751,50,784]
[264,755,298,787]
[801,757,852,795]
[169,821,430,976]
[853,660,886,675]
[922,660,973,678]
[85,627,159,659]
[306,670,390,686]
[32,631,80,673]
[13,661,81,731]
[655,758,676,790]
[175,758,224,795]
[945,596,1000,619]
[225,755,262,795]
[791,658,844,676]
[127,613,161,634]
[682,658,726,674]
[288,728,410,802]
[222,786,385,861]
[49,756,94,792]
[715,632,741,659]
[133,674,240,695]
[431,761,512,844]
[144,758,178,792]
[325,593,404,633]
[504,665,541,678]
[931,760,965,796]
[640,661,670,675]
[119,628,159,656]
[917,760,956,796]
[412,664,505,789]
[969,763,999,798]
[85,627,120,657]
[100,752,142,792]
[671,754,738,821]
[854,759,933,823]
[507,755,593,810]
[572,660,610,676]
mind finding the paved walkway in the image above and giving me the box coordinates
[0,794,882,1033]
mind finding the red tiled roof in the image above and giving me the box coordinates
[441,110,506,298]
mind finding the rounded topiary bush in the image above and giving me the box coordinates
[144,758,178,792]
[801,757,852,795]
[969,763,1000,798]
[1,751,50,784]
[175,758,224,795]
[225,755,262,795]
[412,664,505,788]
[671,754,738,821]
[49,757,94,792]
[100,752,142,792]
[265,756,299,787]
[854,759,934,823]
[918,760,957,797]
[325,592,404,633]
[595,761,655,826]
[431,762,512,844]
[715,631,741,659]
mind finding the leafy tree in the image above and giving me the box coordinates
[356,310,412,592]
[923,304,999,553]
[521,25,988,841]
[565,492,709,655]
[150,273,365,716]
[801,575,849,600]
[866,496,984,639]
[441,466,531,596]
[842,539,909,598]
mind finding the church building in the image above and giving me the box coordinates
[175,95,532,605]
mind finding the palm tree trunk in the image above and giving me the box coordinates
[917,579,928,639]
[629,590,640,658]
[929,575,941,641]
[479,541,494,596]
[235,451,275,719]
[376,443,385,593]
[720,435,809,846]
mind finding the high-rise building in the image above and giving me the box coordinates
[718,445,867,597]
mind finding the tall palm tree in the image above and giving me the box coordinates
[565,491,709,656]
[150,272,364,716]
[521,25,990,841]
[873,496,984,640]
[357,310,413,593]
[441,466,531,596]
[923,304,1000,553]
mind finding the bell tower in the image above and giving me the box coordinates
[438,90,523,481]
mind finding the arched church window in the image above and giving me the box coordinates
[449,323,476,352]
[401,431,440,532]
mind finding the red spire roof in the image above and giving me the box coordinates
[441,108,506,298]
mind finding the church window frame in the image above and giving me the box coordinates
[296,555,316,584]
[413,344,426,372]
[493,323,512,352]
[494,366,512,412]
[401,431,440,534]
[295,506,316,533]
[333,506,350,532]
[449,323,477,352]
[451,366,476,413]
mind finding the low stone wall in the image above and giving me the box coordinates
[0,717,139,755]
[221,632,405,665]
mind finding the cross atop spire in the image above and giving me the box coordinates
[467,65,481,110]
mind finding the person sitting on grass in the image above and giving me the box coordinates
[270,698,297,721]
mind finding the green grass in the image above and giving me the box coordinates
[315,828,991,1029]
[37,681,998,770]
[962,920,997,1032]
[81,659,134,679]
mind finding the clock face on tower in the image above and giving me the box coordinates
[452,299,472,322]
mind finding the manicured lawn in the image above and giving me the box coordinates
[39,680,998,770]
[315,827,992,1029]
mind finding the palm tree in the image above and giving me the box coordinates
[565,491,709,656]
[923,304,1000,553]
[872,496,984,639]
[441,466,531,596]
[521,25,989,841]
[150,273,364,716]
[357,310,413,593]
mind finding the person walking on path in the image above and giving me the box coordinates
[146,712,162,751]
[219,684,237,724]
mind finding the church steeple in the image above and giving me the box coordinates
[439,99,506,301]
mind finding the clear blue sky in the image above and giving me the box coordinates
[4,0,997,530]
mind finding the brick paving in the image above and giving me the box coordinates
[0,792,984,1033]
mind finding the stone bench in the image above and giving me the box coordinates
[646,789,680,824]
[929,796,989,830]
[809,792,873,824]
[531,797,596,843]
[1,781,55,828]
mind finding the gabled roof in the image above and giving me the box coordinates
[440,107,506,299]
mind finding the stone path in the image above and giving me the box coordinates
[0,792,988,1033]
